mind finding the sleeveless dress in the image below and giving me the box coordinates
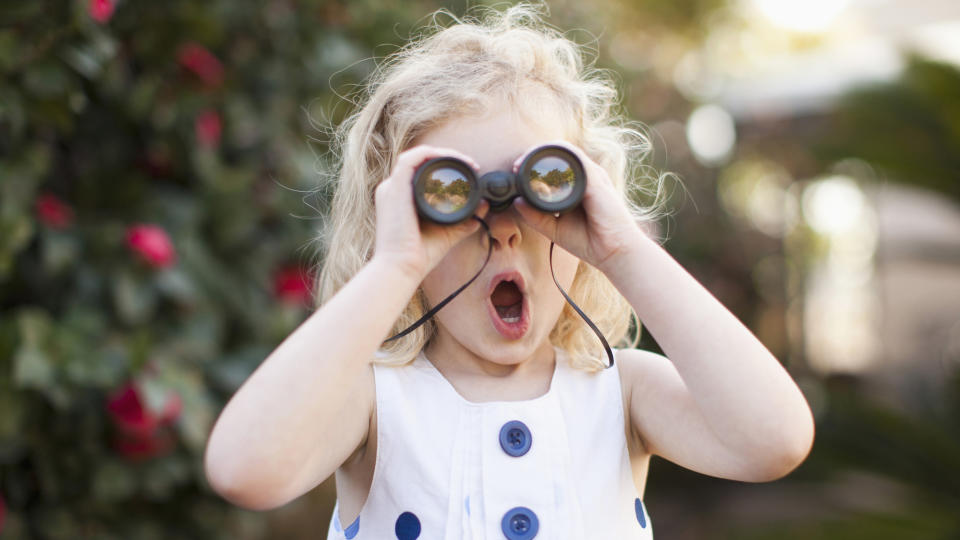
[325,346,653,540]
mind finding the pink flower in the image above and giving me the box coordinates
[88,0,114,23]
[106,381,181,461]
[106,381,182,438]
[195,110,222,147]
[34,192,74,229]
[177,43,224,88]
[126,224,176,268]
[273,265,313,304]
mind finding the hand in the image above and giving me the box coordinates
[372,145,490,281]
[510,141,640,273]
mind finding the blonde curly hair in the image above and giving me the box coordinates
[312,2,672,372]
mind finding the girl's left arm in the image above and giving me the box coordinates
[601,227,815,481]
[513,141,815,482]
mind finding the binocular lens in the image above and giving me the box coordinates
[422,167,473,215]
[528,156,576,204]
[413,144,585,224]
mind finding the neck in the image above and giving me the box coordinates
[424,334,556,380]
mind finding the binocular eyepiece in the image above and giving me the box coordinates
[414,144,586,224]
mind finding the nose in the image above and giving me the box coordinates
[486,205,522,250]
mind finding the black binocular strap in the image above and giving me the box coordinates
[382,215,615,369]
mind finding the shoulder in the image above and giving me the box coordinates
[615,347,672,380]
[615,347,674,454]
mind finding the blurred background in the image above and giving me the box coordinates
[2,0,959,538]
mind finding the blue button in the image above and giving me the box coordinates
[501,506,539,539]
[395,511,421,539]
[634,498,647,528]
[499,420,532,457]
[344,515,360,539]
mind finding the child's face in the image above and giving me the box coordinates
[414,105,581,367]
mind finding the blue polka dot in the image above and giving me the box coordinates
[465,496,471,516]
[395,511,421,539]
[344,515,360,539]
[634,498,647,528]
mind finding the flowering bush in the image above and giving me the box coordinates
[0,1,434,537]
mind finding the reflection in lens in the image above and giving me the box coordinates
[422,167,472,214]
[528,156,575,203]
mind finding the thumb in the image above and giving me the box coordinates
[513,198,559,241]
[450,200,491,241]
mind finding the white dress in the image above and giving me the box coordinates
[325,346,654,540]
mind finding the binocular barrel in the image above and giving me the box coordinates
[413,144,586,224]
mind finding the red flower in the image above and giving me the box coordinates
[106,381,182,461]
[88,0,114,23]
[177,43,224,88]
[273,265,313,304]
[126,224,176,268]
[195,110,222,147]
[35,192,74,229]
[106,381,182,437]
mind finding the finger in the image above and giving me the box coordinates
[396,145,480,178]
[512,142,548,173]
[454,199,491,238]
[512,198,559,241]
[473,199,490,220]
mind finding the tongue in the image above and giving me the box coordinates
[491,281,522,307]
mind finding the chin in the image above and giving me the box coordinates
[476,332,548,363]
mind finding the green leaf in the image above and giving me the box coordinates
[207,346,269,393]
[0,214,34,281]
[0,30,21,73]
[58,31,118,80]
[141,456,192,501]
[112,270,159,325]
[65,338,128,387]
[0,86,26,140]
[13,346,54,388]
[40,229,80,275]
[91,460,138,502]
[157,363,214,453]
[23,60,72,99]
[0,385,26,439]
[155,267,198,305]
[128,75,163,120]
[15,308,52,346]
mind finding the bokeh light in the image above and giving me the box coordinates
[685,104,736,166]
[751,0,851,33]
[801,175,865,235]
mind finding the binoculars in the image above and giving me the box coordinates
[413,144,586,224]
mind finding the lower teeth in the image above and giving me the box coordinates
[502,316,520,323]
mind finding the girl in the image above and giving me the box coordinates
[204,4,815,540]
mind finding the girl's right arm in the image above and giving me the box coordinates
[203,145,487,511]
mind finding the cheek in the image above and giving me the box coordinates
[421,246,481,307]
[550,247,581,290]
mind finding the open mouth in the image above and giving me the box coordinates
[487,273,529,339]
[491,280,523,323]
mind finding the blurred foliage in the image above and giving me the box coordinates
[817,56,960,202]
[0,0,452,536]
